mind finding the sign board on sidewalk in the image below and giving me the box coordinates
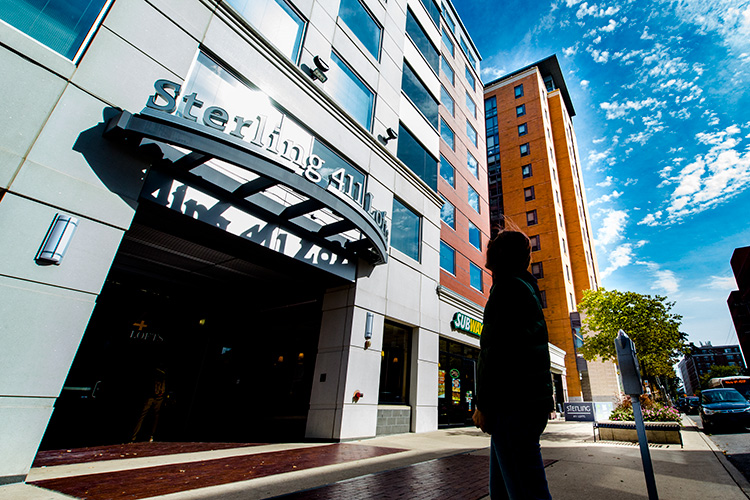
[563,402,595,421]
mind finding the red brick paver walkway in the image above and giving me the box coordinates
[30,444,406,500]
[33,442,263,468]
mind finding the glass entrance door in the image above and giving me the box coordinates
[438,338,479,427]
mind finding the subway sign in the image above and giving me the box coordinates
[450,312,482,337]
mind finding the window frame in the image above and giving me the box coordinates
[441,85,455,116]
[531,262,544,279]
[530,235,540,252]
[524,186,535,201]
[468,221,481,251]
[402,61,439,128]
[440,117,455,150]
[469,261,483,291]
[441,28,454,56]
[518,123,528,136]
[466,120,478,147]
[440,196,456,229]
[391,197,422,261]
[520,143,530,156]
[441,56,455,85]
[522,164,533,178]
[516,104,526,117]
[468,185,480,213]
[467,151,479,178]
[440,154,455,188]
[526,209,538,226]
[465,64,476,90]
[337,0,382,60]
[227,0,307,64]
[440,240,456,274]
[327,51,375,131]
[466,92,477,118]
[514,84,524,98]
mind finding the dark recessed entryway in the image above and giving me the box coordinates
[40,202,347,450]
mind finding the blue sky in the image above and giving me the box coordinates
[454,0,750,347]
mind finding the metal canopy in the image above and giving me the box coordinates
[104,110,388,266]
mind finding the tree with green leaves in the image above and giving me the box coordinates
[577,289,687,379]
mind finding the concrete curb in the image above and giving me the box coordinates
[685,416,750,499]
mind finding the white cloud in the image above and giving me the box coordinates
[653,269,680,295]
[624,178,638,186]
[637,210,662,226]
[481,65,507,81]
[641,26,656,40]
[600,97,664,119]
[563,44,579,57]
[704,275,738,291]
[592,35,602,44]
[600,243,634,278]
[592,137,607,144]
[666,0,750,57]
[662,125,750,222]
[581,79,590,89]
[590,190,623,206]
[589,48,610,63]
[597,175,613,187]
[595,209,628,246]
[600,19,618,32]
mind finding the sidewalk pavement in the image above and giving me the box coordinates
[1,415,748,500]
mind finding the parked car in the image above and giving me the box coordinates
[678,396,700,414]
[700,388,750,433]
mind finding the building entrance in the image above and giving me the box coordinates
[438,338,479,427]
[39,202,343,450]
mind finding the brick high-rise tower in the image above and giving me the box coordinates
[484,55,619,402]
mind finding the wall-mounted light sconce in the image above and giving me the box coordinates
[364,311,374,350]
[36,213,79,265]
[384,127,398,143]
[311,55,329,82]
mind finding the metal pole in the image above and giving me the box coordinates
[632,398,659,500]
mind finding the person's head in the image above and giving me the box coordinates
[485,230,531,275]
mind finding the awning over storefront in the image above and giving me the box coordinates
[104,109,389,278]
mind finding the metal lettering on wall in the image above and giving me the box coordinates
[146,79,389,240]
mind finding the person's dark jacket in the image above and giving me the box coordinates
[475,270,554,417]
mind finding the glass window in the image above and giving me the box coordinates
[467,121,478,147]
[470,262,483,291]
[527,210,538,226]
[539,290,548,308]
[327,52,374,130]
[468,185,480,213]
[397,124,438,190]
[524,186,535,201]
[516,104,526,117]
[522,164,532,178]
[514,84,524,98]
[227,0,305,62]
[440,118,455,150]
[441,56,455,85]
[467,153,478,179]
[468,222,481,250]
[460,37,476,68]
[485,97,500,167]
[465,65,475,90]
[440,241,456,274]
[441,3,456,32]
[440,196,455,229]
[0,0,110,60]
[440,155,455,187]
[379,321,411,404]
[466,92,476,118]
[531,262,543,279]
[442,28,454,56]
[518,123,528,136]
[530,235,540,251]
[391,198,421,261]
[441,85,455,116]
[520,143,530,156]
[406,8,439,73]
[419,0,440,26]
[402,63,439,127]
[338,0,381,60]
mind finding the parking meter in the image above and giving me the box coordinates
[614,329,658,499]
[615,330,642,396]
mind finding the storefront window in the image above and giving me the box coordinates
[438,337,479,427]
[379,321,412,404]
[0,0,110,60]
[227,0,305,63]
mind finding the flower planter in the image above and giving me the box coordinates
[596,421,682,446]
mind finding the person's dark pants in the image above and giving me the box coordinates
[489,404,551,499]
[131,396,164,442]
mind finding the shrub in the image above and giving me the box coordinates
[609,395,681,423]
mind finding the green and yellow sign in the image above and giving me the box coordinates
[450,312,482,337]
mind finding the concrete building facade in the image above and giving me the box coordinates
[728,246,750,364]
[483,56,618,403]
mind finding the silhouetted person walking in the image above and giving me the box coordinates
[131,367,166,442]
[473,230,553,499]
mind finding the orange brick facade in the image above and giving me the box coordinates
[484,58,615,401]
